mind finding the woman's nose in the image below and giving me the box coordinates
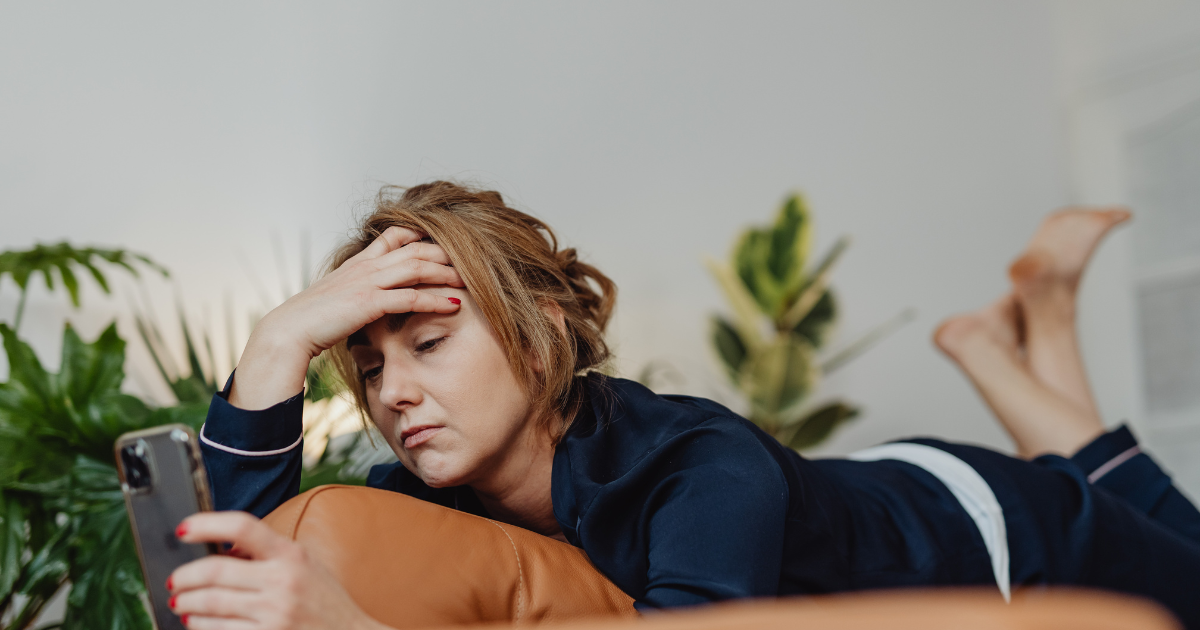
[378,362,421,411]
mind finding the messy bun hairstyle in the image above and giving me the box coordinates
[326,181,616,440]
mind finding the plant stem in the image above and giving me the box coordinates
[0,587,14,622]
[13,287,28,334]
[16,577,67,630]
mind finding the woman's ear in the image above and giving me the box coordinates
[540,300,567,338]
[528,301,567,374]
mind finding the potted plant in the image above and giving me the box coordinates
[707,194,911,450]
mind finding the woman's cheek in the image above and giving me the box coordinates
[367,400,397,441]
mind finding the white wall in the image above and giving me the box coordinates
[1052,0,1200,495]
[1,1,1089,456]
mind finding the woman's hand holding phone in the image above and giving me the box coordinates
[230,226,463,410]
[168,512,388,630]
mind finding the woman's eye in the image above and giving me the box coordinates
[415,336,446,353]
[361,366,383,382]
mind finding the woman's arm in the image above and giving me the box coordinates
[200,383,306,516]
[632,421,789,610]
[638,462,788,609]
[201,227,464,516]
[231,226,462,410]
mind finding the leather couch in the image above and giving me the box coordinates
[263,485,1179,630]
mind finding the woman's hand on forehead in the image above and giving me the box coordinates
[227,226,464,411]
[355,226,427,259]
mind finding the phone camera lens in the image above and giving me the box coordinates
[120,442,153,491]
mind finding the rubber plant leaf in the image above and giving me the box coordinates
[766,194,812,303]
[733,195,812,317]
[820,308,917,376]
[710,315,748,378]
[779,236,849,332]
[792,289,837,349]
[733,228,781,314]
[704,257,764,351]
[786,401,860,451]
[742,333,817,423]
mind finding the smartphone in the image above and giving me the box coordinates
[115,425,218,630]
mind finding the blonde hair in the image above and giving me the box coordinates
[326,181,616,440]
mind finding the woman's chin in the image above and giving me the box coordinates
[409,454,470,488]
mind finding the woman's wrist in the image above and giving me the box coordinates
[228,322,313,410]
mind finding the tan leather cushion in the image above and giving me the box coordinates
[470,590,1179,630]
[263,485,636,628]
[265,486,1178,630]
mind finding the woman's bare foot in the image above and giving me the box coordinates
[1008,208,1130,419]
[935,295,1105,458]
[934,294,1024,364]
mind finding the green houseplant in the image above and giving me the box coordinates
[0,242,368,629]
[708,194,910,451]
[0,245,183,628]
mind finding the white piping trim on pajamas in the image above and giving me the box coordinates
[850,442,1011,603]
[199,423,303,457]
[1087,445,1141,484]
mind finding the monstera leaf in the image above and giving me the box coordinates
[0,323,153,463]
[0,322,205,628]
[0,490,24,598]
[0,243,166,334]
[60,456,152,630]
[0,243,166,306]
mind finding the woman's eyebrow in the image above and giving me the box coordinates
[346,313,419,350]
[346,329,370,349]
[386,312,414,334]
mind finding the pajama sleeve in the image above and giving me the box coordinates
[1071,425,1200,544]
[198,375,305,519]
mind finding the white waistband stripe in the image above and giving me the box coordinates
[849,443,1011,602]
[199,423,303,457]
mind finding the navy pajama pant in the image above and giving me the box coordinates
[918,426,1200,628]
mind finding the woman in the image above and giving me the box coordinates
[169,182,1200,629]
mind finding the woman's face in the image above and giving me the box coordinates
[346,286,537,488]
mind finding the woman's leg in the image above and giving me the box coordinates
[936,207,1130,458]
[936,207,1200,543]
[1006,207,1130,420]
[934,294,1104,459]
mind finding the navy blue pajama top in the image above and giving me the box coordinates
[201,374,1200,624]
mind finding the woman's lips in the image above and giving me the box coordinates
[402,426,443,449]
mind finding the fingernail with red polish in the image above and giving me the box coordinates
[447,297,461,305]
[166,576,173,591]
[175,523,188,538]
[181,614,189,625]
[169,595,177,609]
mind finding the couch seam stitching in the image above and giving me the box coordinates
[487,520,526,623]
[287,485,334,539]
